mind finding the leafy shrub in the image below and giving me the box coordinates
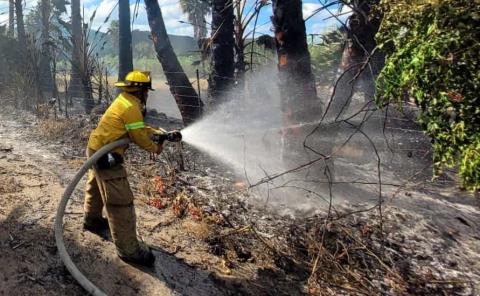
[375,0,480,190]
[309,30,343,84]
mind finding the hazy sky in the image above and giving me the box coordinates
[0,0,350,38]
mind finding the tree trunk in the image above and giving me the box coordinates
[144,0,203,125]
[8,0,14,37]
[234,4,245,81]
[198,11,207,40]
[39,0,54,97]
[14,0,26,49]
[69,0,92,113]
[193,10,200,40]
[190,3,208,41]
[271,0,320,156]
[329,0,383,119]
[118,0,133,81]
[15,0,28,109]
[52,54,59,109]
[208,0,234,105]
[321,1,384,182]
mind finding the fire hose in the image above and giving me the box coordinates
[54,131,182,295]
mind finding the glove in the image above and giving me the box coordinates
[149,143,163,161]
[155,143,163,154]
[152,127,167,135]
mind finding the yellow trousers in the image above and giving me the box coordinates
[84,148,139,256]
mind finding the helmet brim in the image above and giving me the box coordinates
[114,81,154,91]
[114,81,129,87]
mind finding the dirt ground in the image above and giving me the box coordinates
[0,110,304,296]
[1,107,480,296]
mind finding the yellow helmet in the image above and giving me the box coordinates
[114,71,154,90]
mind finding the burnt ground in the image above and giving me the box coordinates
[1,105,479,295]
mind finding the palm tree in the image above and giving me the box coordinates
[271,0,320,156]
[144,0,203,125]
[15,0,33,109]
[39,0,55,96]
[208,0,234,105]
[118,0,133,81]
[329,0,383,119]
[69,0,93,113]
[179,0,210,41]
[14,0,26,49]
[107,20,119,49]
[69,0,85,101]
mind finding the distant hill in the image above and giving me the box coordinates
[131,30,199,55]
[93,30,199,57]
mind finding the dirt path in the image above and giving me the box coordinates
[0,116,225,295]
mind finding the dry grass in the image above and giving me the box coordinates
[268,214,469,295]
[67,158,86,170]
[181,219,213,240]
[333,144,365,159]
[0,177,22,194]
[38,119,71,140]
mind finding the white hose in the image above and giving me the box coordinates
[54,138,130,296]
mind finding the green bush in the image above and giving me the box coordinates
[310,44,342,84]
[99,53,204,79]
[309,30,343,84]
[375,0,480,191]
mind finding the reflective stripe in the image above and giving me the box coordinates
[117,96,132,108]
[125,121,145,130]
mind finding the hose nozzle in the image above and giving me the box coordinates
[152,130,182,144]
[166,130,182,142]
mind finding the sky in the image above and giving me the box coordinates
[0,0,350,39]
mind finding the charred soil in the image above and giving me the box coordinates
[0,107,479,295]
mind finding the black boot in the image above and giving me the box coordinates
[83,216,109,234]
[118,245,155,268]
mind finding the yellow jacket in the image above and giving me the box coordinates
[88,92,159,155]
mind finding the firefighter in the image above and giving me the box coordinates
[83,71,162,267]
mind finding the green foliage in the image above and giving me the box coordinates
[134,41,156,58]
[375,0,480,190]
[107,20,119,49]
[309,30,343,84]
[179,0,210,39]
[179,0,211,22]
[134,53,201,78]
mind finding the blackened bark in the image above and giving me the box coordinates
[69,0,92,113]
[208,0,234,105]
[39,0,54,96]
[197,12,207,40]
[16,0,44,110]
[8,0,14,37]
[321,1,384,181]
[271,0,320,146]
[118,0,133,81]
[342,1,381,71]
[330,0,383,118]
[144,0,203,125]
[14,0,26,50]
[234,15,245,80]
[193,7,207,41]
